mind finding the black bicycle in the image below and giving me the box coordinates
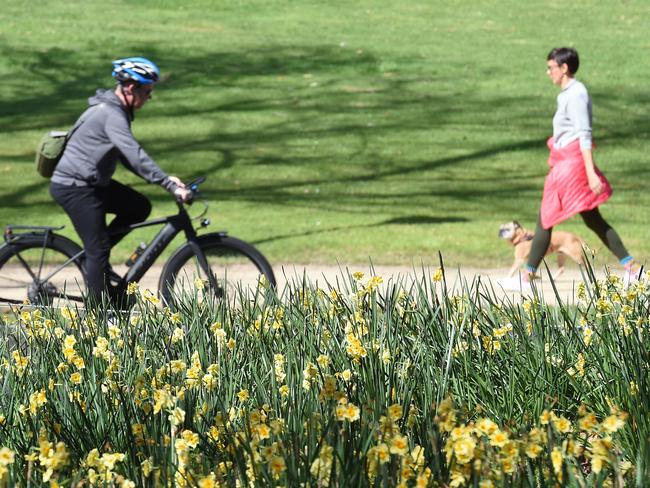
[0,176,276,307]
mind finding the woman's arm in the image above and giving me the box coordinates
[566,85,601,195]
[581,148,603,195]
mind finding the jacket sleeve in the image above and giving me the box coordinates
[566,89,592,150]
[104,112,178,192]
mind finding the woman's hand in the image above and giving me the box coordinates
[581,149,603,195]
[587,170,603,195]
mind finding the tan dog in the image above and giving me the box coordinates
[498,221,585,278]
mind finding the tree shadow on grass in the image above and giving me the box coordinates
[0,41,543,210]
[250,214,468,246]
[382,216,468,225]
[2,41,650,227]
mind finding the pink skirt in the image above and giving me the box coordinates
[540,137,612,229]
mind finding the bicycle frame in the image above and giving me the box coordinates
[118,201,218,290]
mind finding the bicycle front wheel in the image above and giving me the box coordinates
[159,234,276,305]
[0,233,87,306]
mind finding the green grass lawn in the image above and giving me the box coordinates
[1,0,649,268]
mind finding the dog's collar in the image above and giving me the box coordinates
[512,232,534,246]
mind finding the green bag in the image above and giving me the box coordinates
[35,104,101,178]
[35,130,69,178]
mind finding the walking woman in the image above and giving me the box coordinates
[502,47,638,291]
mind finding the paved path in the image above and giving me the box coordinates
[1,262,615,308]
[269,263,607,305]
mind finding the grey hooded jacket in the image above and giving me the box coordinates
[51,89,177,192]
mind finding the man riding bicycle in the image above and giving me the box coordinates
[50,57,191,304]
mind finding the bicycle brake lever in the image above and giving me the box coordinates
[186,175,207,189]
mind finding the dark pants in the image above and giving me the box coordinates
[526,207,630,272]
[50,180,151,301]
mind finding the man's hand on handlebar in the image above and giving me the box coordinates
[174,186,192,203]
[169,175,193,203]
[168,176,185,188]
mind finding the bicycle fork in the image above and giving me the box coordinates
[187,238,220,294]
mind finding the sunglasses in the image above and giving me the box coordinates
[136,85,154,97]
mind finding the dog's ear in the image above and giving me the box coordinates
[512,220,521,229]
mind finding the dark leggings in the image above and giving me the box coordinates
[526,207,630,272]
[50,180,152,301]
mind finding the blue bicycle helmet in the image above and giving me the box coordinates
[112,57,160,85]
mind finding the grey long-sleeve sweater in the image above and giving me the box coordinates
[51,89,177,192]
[552,79,592,150]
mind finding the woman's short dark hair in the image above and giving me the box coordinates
[547,47,579,75]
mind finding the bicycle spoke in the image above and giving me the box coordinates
[0,238,87,306]
[160,237,273,306]
[12,250,38,281]
[0,273,32,286]
[56,294,84,303]
[40,252,84,283]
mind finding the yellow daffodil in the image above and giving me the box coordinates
[388,404,403,421]
[475,418,498,436]
[237,389,250,403]
[389,434,409,456]
[601,414,626,433]
[551,447,563,476]
[489,430,508,448]
[432,268,443,282]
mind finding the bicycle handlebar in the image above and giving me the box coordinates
[187,176,207,192]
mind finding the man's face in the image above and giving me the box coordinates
[132,84,153,109]
[122,82,153,109]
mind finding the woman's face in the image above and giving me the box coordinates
[546,59,569,86]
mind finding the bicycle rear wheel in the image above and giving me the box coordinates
[0,234,87,306]
[159,234,276,306]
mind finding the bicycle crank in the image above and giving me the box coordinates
[27,280,58,305]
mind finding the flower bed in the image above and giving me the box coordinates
[0,269,648,486]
